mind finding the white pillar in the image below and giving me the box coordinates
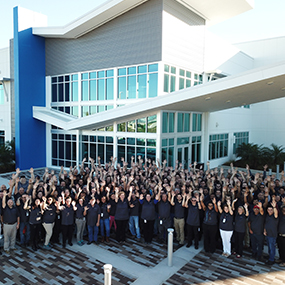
[104,264,112,285]
[168,228,174,267]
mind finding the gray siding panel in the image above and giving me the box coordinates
[46,0,163,76]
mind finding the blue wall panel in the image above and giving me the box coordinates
[14,7,46,170]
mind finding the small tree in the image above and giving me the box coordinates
[0,140,15,172]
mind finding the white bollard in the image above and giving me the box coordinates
[269,169,272,176]
[104,264,112,285]
[168,228,174,267]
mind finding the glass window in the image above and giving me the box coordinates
[118,68,126,76]
[148,63,158,72]
[82,81,88,101]
[138,65,147,74]
[137,138,145,145]
[127,138,135,145]
[52,84,57,102]
[58,83,63,102]
[106,69,114,77]
[117,123,126,132]
[72,106,78,117]
[149,73,158,98]
[179,78,184,90]
[127,76,136,99]
[127,120,136,132]
[147,139,156,147]
[171,67,176,74]
[82,106,89,117]
[177,113,183,132]
[170,76,176,92]
[97,71,104,78]
[164,64,169,72]
[65,82,70,101]
[72,82,78,101]
[82,73,88,80]
[137,118,146,133]
[118,77,126,99]
[106,78,114,100]
[162,139,167,147]
[162,112,168,133]
[184,113,190,132]
[138,74,147,98]
[118,137,125,144]
[90,106,97,115]
[179,69,185,76]
[90,72,96,79]
[164,74,169,92]
[90,80,97,100]
[128,67,136,75]
[169,113,174,133]
[147,115,157,133]
[72,74,78,81]
[177,137,189,145]
[209,133,228,160]
[97,79,105,100]
[97,105,105,113]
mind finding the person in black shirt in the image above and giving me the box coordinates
[128,188,141,241]
[114,189,130,243]
[200,196,218,253]
[139,193,158,244]
[75,198,86,245]
[277,204,285,267]
[84,197,101,244]
[248,202,264,261]
[171,192,186,246]
[184,194,201,249]
[16,193,30,247]
[232,203,249,258]
[25,197,42,251]
[42,196,59,250]
[2,191,20,253]
[217,200,234,257]
[60,196,77,248]
[157,191,171,244]
[264,201,279,265]
[100,196,111,243]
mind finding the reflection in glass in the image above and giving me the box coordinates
[137,118,146,132]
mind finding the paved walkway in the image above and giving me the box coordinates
[0,236,284,285]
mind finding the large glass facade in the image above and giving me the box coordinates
[0,130,5,146]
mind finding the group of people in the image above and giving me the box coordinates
[0,157,284,267]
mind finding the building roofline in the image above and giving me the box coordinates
[32,0,254,39]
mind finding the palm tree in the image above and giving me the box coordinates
[235,143,263,169]
[0,140,15,172]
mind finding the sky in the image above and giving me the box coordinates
[0,0,285,49]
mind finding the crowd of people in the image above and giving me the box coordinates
[0,157,284,267]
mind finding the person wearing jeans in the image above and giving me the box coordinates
[129,191,141,241]
[75,198,86,245]
[264,201,279,265]
[100,196,110,242]
[84,198,101,244]
[248,202,265,261]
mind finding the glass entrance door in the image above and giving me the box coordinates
[177,146,189,169]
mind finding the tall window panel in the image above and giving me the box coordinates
[209,134,228,160]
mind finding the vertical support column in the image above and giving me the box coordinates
[104,264,112,285]
[168,228,174,267]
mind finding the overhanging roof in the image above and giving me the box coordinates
[32,0,253,39]
[33,61,285,131]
